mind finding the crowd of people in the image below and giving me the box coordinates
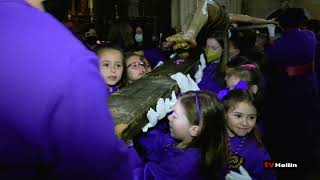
[1,0,320,179]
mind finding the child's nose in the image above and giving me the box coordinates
[241,118,249,126]
[140,67,146,74]
[111,66,116,72]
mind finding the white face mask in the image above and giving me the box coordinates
[135,34,143,43]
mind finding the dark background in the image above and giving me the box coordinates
[44,0,171,39]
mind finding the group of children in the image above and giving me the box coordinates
[91,7,320,179]
[95,46,152,94]
[93,19,278,179]
[127,77,274,179]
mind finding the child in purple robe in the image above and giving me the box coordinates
[96,46,124,94]
[124,53,147,85]
[130,91,228,180]
[223,59,263,108]
[197,31,226,93]
[223,90,276,180]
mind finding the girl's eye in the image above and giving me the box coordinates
[234,114,242,118]
[103,63,109,67]
[116,64,123,68]
[249,115,257,120]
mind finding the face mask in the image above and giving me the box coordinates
[204,48,221,63]
[135,34,143,43]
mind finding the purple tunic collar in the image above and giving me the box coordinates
[108,85,119,94]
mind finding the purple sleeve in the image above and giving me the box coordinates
[50,54,131,179]
[249,148,276,180]
[133,149,201,180]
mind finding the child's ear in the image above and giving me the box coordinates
[250,85,258,94]
[189,125,199,137]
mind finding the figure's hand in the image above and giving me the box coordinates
[225,166,252,180]
[115,123,128,139]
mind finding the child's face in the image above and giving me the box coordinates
[225,74,240,89]
[126,55,146,83]
[168,100,193,142]
[206,38,222,52]
[226,102,257,137]
[142,57,152,73]
[99,50,124,86]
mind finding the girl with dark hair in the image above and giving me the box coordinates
[196,31,226,94]
[95,46,125,94]
[223,90,276,180]
[130,91,228,180]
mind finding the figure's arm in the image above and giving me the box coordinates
[166,0,275,54]
[229,14,276,24]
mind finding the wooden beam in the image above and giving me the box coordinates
[109,55,198,139]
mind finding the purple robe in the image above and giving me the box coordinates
[143,48,167,68]
[263,28,319,176]
[132,126,201,180]
[0,1,131,179]
[224,136,276,180]
[198,62,223,93]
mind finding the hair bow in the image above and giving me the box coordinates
[241,64,256,69]
[217,80,249,100]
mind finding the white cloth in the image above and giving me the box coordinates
[171,72,199,93]
[142,108,158,132]
[142,91,177,132]
[156,98,166,120]
[267,24,276,37]
[225,166,252,180]
[194,53,206,83]
[154,61,164,69]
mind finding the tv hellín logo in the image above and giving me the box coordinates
[264,161,298,169]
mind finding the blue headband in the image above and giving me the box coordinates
[217,80,249,100]
[195,91,201,126]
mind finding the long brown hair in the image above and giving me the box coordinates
[223,89,263,146]
[179,91,228,180]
